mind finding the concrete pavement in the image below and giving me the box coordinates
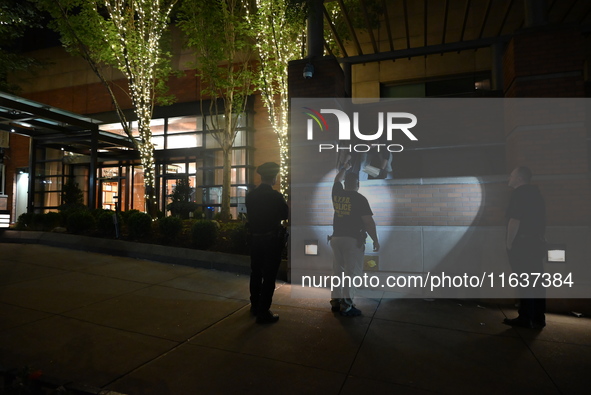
[1,242,590,394]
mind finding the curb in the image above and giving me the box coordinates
[0,229,288,280]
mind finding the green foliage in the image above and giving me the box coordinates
[31,213,46,230]
[191,219,219,250]
[192,210,205,220]
[42,212,62,230]
[178,0,254,221]
[0,0,44,92]
[34,0,179,214]
[16,212,33,230]
[120,209,141,225]
[218,221,248,254]
[321,0,382,56]
[246,0,307,198]
[96,210,120,237]
[60,179,84,210]
[127,211,153,239]
[16,212,62,231]
[158,216,183,243]
[214,211,232,221]
[166,178,199,219]
[67,210,96,234]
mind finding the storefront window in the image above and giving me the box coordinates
[168,116,202,133]
[0,164,5,195]
[132,166,145,211]
[153,135,165,150]
[167,133,202,149]
[31,110,251,215]
[101,122,127,137]
[166,163,186,174]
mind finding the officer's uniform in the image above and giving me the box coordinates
[506,183,547,327]
[245,162,288,323]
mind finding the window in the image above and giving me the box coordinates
[379,73,504,179]
[92,108,252,217]
[168,116,202,133]
[167,133,202,149]
[381,73,492,98]
[101,122,127,137]
[0,163,5,195]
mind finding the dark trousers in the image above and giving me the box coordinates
[249,234,283,312]
[508,236,546,323]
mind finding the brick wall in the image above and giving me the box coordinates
[503,25,590,227]
[296,175,590,230]
[503,26,586,98]
[296,179,509,228]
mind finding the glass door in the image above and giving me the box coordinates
[100,179,119,211]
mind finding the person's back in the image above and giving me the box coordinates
[329,164,379,316]
[332,179,370,242]
[507,183,546,239]
[245,162,288,324]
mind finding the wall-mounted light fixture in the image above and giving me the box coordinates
[0,211,10,229]
[547,244,566,263]
[305,239,318,255]
[303,62,314,79]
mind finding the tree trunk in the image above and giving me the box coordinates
[220,145,232,221]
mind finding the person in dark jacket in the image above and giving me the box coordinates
[245,162,289,324]
[504,166,547,329]
[330,161,379,316]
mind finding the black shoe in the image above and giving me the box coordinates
[250,305,258,316]
[532,320,546,329]
[504,317,545,329]
[256,310,279,324]
[330,299,341,312]
[504,317,532,328]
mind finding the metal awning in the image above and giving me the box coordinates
[0,91,136,156]
[0,91,138,211]
[321,0,591,64]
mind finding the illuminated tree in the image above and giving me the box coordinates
[246,0,306,200]
[247,0,382,199]
[34,0,178,215]
[178,0,254,221]
[0,0,43,92]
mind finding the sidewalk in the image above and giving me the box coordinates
[0,242,590,394]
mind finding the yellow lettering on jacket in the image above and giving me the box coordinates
[333,195,351,217]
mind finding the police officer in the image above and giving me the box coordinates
[245,162,289,324]
[330,161,379,316]
[504,166,547,329]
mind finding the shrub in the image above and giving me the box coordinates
[42,212,62,231]
[228,222,249,254]
[59,179,84,211]
[214,212,232,221]
[192,210,204,220]
[16,212,63,231]
[166,178,198,219]
[158,216,183,244]
[31,213,46,230]
[191,219,219,250]
[120,209,141,226]
[16,213,34,230]
[218,221,248,254]
[67,210,96,235]
[127,211,152,239]
[97,210,121,237]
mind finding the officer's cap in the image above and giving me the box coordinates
[257,162,280,178]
